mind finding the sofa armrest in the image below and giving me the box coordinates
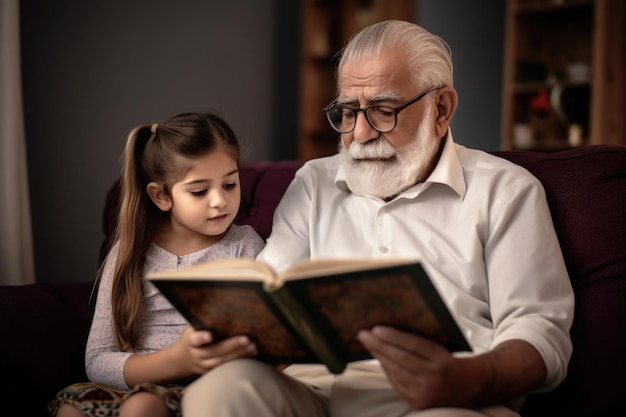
[0,282,93,417]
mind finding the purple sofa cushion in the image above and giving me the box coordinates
[235,160,304,240]
[493,145,626,416]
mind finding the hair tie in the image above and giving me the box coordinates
[151,123,159,134]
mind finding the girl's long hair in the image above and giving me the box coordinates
[109,112,240,351]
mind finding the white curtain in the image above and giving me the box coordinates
[0,0,36,285]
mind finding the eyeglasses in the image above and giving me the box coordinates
[323,86,441,134]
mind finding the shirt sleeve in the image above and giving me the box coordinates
[485,171,574,392]
[231,224,266,258]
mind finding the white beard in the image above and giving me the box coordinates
[339,107,441,199]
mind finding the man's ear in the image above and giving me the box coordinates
[434,86,458,138]
[147,182,172,212]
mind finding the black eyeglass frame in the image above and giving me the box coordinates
[323,86,442,134]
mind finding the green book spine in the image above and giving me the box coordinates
[269,285,346,374]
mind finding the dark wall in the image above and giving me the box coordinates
[20,0,503,284]
[20,0,299,283]
[419,1,506,150]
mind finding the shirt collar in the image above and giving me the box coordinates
[334,129,467,200]
[423,129,467,199]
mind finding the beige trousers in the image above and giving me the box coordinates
[182,359,520,417]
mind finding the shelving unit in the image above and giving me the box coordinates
[298,0,415,160]
[501,0,625,151]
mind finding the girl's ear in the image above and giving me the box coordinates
[147,182,172,212]
[434,86,458,138]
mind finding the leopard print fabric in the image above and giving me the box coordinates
[47,381,184,417]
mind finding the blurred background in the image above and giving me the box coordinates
[3,0,514,284]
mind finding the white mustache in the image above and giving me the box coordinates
[346,138,396,159]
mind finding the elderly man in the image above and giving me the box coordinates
[183,20,574,417]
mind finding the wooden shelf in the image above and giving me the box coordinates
[501,0,625,151]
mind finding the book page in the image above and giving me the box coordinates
[277,258,417,285]
[148,257,276,283]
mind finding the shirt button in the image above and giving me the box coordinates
[379,245,389,253]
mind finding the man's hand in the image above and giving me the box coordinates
[357,326,546,410]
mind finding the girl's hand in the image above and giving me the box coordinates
[123,326,257,387]
[171,326,258,375]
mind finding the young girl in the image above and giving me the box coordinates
[49,112,265,417]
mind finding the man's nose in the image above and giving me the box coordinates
[352,111,380,144]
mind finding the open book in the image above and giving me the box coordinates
[148,258,471,374]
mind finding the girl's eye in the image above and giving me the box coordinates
[191,190,208,197]
[223,182,238,191]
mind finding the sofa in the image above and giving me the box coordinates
[1,145,625,417]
